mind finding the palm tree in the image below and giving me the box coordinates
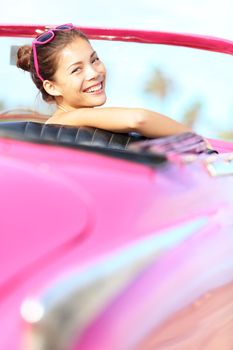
[182,100,204,128]
[144,68,174,100]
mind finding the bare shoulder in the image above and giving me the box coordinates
[45,112,67,125]
[44,108,97,126]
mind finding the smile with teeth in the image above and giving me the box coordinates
[84,82,103,93]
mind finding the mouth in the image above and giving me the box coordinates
[83,82,104,95]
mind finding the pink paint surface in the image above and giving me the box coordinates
[0,134,233,350]
[0,24,233,350]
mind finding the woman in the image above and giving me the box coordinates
[17,24,191,138]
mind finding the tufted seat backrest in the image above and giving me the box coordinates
[0,121,167,165]
[0,121,147,149]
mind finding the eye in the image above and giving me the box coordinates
[92,56,100,64]
[71,67,82,74]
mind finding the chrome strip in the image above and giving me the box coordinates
[21,216,208,350]
[205,153,233,177]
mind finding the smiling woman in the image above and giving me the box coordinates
[44,38,107,109]
[16,23,191,138]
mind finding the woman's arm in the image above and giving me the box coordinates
[47,107,191,137]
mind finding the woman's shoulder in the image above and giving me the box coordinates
[45,110,66,125]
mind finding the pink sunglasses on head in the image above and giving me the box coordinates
[32,23,75,82]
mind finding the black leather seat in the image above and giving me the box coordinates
[0,121,147,149]
[0,121,167,166]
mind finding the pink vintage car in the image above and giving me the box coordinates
[0,24,233,350]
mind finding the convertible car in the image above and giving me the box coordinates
[0,24,233,350]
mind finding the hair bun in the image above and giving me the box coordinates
[16,45,32,72]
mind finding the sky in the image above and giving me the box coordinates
[0,0,233,138]
[1,0,233,38]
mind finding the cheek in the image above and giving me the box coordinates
[69,77,83,92]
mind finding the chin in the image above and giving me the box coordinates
[95,100,106,107]
[91,96,107,107]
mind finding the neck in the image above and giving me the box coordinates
[57,104,68,113]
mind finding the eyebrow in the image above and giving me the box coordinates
[67,51,97,70]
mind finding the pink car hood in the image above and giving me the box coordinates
[0,135,233,350]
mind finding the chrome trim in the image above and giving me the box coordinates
[205,153,233,177]
[21,216,208,350]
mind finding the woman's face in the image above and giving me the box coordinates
[52,37,107,109]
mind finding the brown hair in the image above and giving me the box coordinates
[17,28,89,103]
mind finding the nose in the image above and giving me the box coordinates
[85,63,99,81]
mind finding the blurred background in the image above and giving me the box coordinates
[0,0,233,139]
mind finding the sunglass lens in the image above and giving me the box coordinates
[37,32,53,42]
[56,25,72,30]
